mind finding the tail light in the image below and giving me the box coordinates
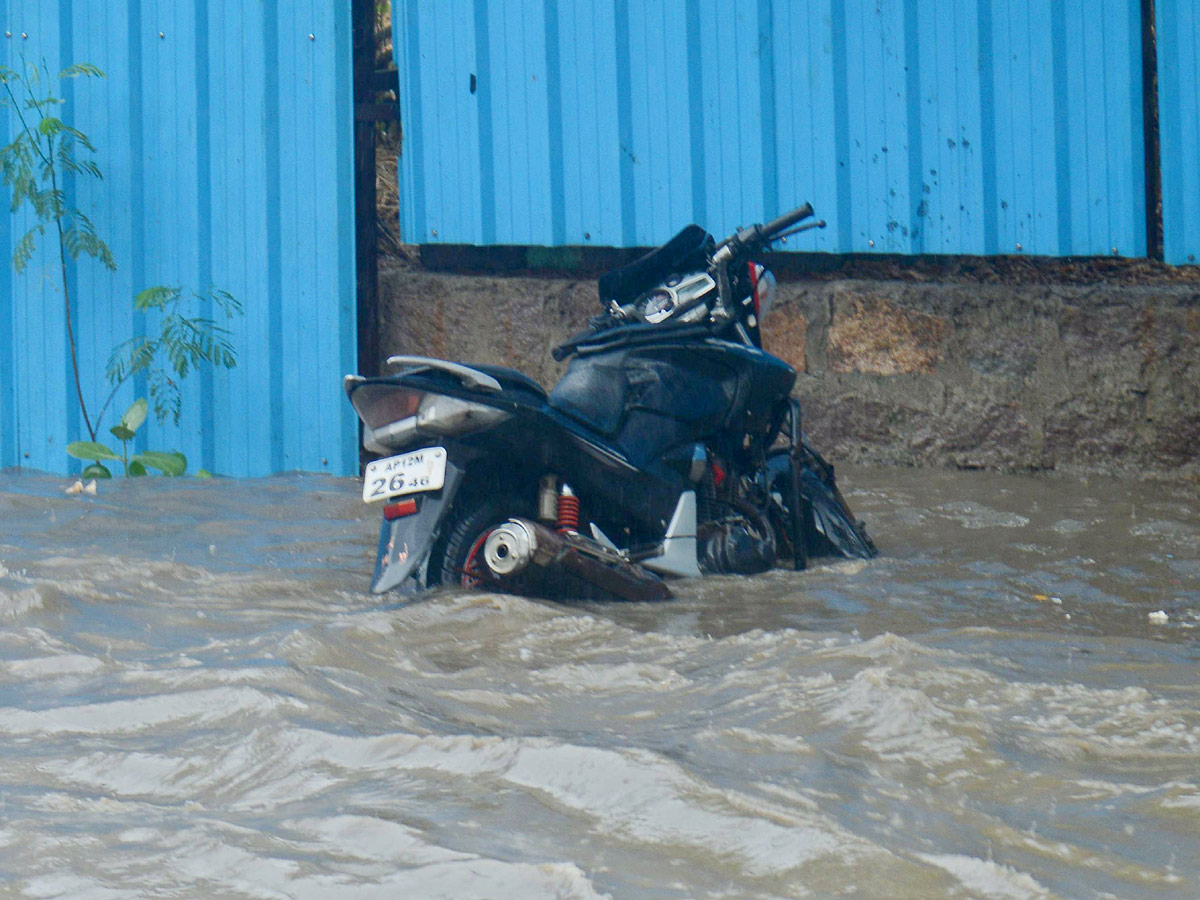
[383,498,419,520]
[347,381,511,454]
[351,384,424,430]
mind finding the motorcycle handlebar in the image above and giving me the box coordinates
[714,202,816,262]
[761,202,814,238]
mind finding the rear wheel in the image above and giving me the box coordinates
[430,493,532,589]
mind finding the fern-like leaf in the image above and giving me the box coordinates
[208,288,244,318]
[59,63,106,80]
[105,335,158,386]
[134,285,180,312]
[13,224,43,271]
[147,368,182,426]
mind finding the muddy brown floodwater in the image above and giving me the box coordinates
[0,465,1197,899]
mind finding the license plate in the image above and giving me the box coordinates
[362,447,447,503]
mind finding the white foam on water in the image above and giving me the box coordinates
[1051,518,1089,535]
[700,725,816,756]
[933,501,1031,529]
[511,748,859,883]
[917,853,1053,900]
[29,792,148,816]
[1160,790,1200,809]
[816,666,976,765]
[0,686,302,736]
[0,584,45,619]
[285,814,474,866]
[1003,682,1200,759]
[48,751,193,799]
[532,661,692,691]
[160,828,612,900]
[118,663,296,692]
[2,654,106,680]
[1130,519,1200,548]
[818,631,953,663]
[202,729,883,880]
[43,728,346,810]
[432,687,538,709]
[18,872,128,900]
[499,743,858,878]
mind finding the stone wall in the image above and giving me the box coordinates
[377,262,1200,478]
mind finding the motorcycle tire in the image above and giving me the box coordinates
[430,492,629,602]
[430,493,534,590]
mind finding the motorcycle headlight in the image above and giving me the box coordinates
[749,263,776,323]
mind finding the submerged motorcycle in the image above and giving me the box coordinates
[345,203,876,600]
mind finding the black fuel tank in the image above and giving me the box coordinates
[548,339,795,467]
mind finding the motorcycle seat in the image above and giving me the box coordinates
[597,224,712,305]
[470,364,547,398]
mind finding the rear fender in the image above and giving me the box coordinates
[371,460,464,594]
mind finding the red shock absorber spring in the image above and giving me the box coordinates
[556,484,580,532]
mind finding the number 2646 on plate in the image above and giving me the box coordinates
[362,447,447,503]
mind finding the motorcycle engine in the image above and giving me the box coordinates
[699,515,775,575]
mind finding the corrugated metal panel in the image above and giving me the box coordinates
[1159,0,1200,264]
[1,0,358,476]
[396,0,1147,257]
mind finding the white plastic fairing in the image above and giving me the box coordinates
[642,491,702,577]
[590,523,620,552]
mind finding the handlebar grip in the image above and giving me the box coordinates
[761,202,814,238]
[552,327,596,361]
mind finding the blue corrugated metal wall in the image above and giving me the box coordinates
[1,1,358,477]
[396,0,1156,258]
[1159,0,1200,264]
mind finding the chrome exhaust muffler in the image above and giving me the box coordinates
[483,518,670,602]
[484,519,544,575]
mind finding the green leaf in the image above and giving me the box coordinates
[105,335,156,386]
[59,63,106,80]
[81,463,112,479]
[12,225,41,272]
[37,116,63,137]
[109,424,135,441]
[147,368,182,426]
[194,469,214,479]
[61,212,115,269]
[66,441,121,462]
[120,398,148,434]
[209,288,243,318]
[133,450,187,477]
[128,460,148,477]
[133,285,179,311]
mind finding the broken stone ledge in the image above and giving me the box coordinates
[378,262,1200,480]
